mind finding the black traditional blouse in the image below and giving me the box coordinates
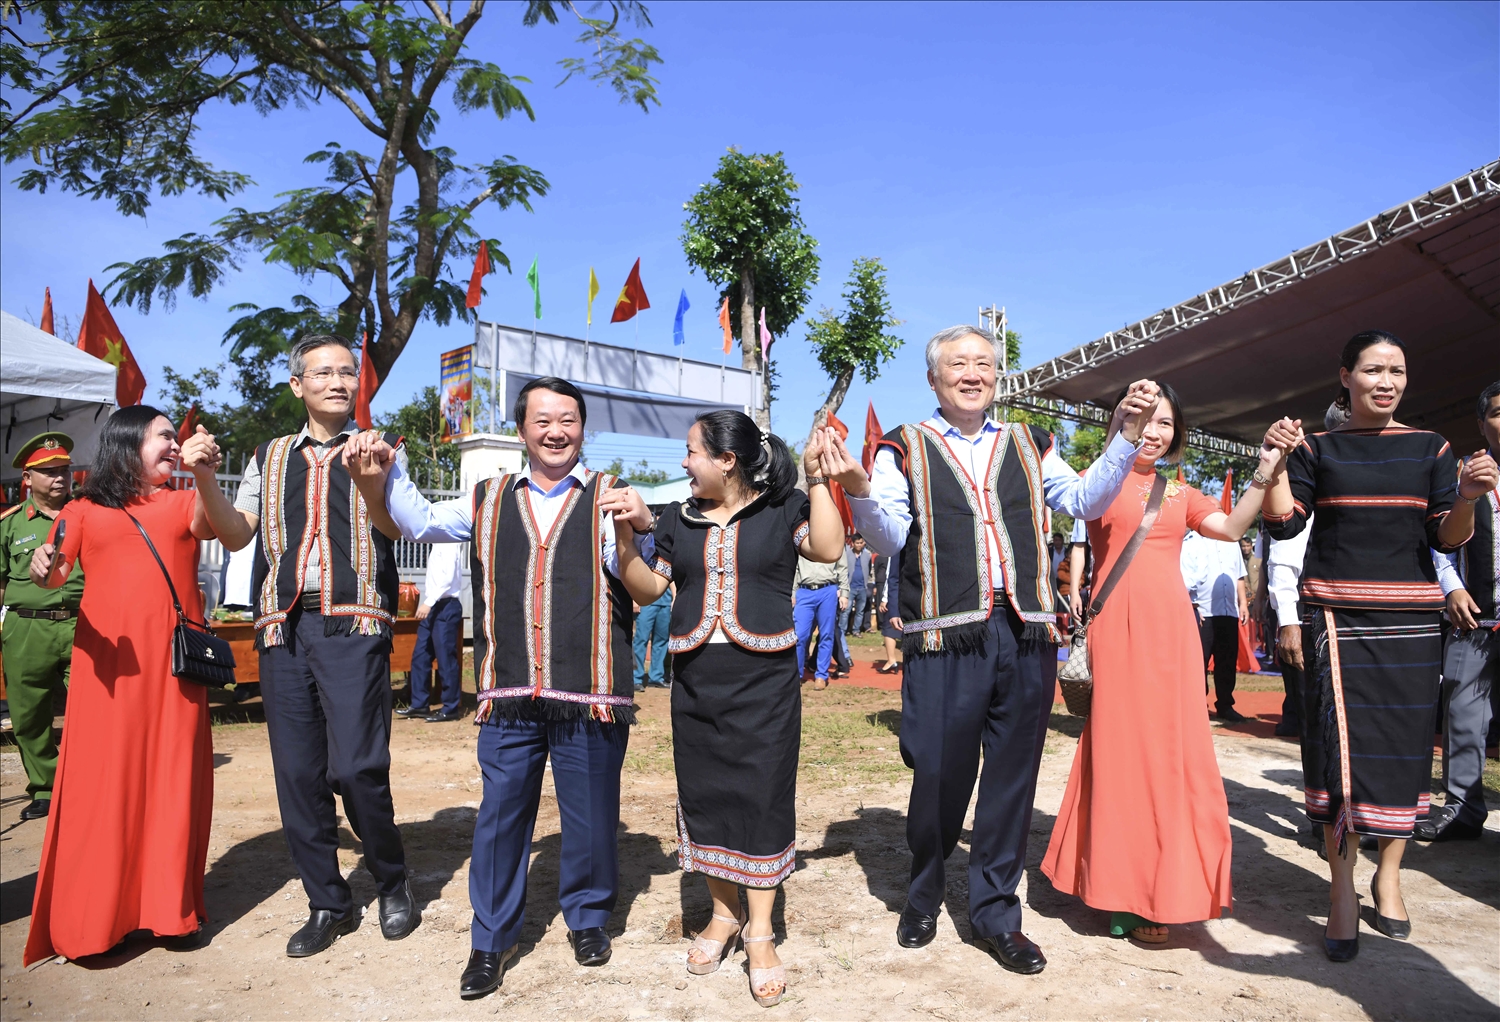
[1263,428,1461,611]
[651,492,811,653]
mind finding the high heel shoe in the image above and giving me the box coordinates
[1324,895,1359,963]
[743,933,786,1007]
[686,909,745,975]
[1371,876,1411,940]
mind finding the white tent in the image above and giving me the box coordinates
[1,310,116,479]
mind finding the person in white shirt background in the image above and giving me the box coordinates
[1262,518,1311,738]
[398,520,467,722]
[1181,527,1248,721]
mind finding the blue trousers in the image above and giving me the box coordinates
[633,600,670,687]
[899,605,1051,937]
[410,596,463,714]
[846,589,871,635]
[794,585,838,680]
[470,717,629,952]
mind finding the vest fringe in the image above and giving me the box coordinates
[256,622,285,651]
[480,695,638,726]
[899,620,1057,658]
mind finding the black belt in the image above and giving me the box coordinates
[800,581,837,590]
[299,593,323,611]
[9,608,77,620]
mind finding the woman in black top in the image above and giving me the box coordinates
[1264,330,1493,962]
[608,411,844,1007]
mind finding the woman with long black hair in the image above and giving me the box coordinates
[24,406,231,964]
[1263,330,1494,961]
[606,410,844,1007]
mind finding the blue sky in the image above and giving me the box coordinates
[2,1,1496,476]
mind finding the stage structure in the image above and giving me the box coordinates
[471,321,762,439]
[997,159,1500,451]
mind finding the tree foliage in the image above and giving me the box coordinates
[602,457,669,485]
[680,148,818,427]
[804,256,902,430]
[374,385,461,487]
[1,0,661,387]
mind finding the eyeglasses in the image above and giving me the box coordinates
[297,368,360,384]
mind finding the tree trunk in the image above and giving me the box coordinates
[738,261,769,430]
[797,365,855,490]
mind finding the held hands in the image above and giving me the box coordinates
[179,425,222,477]
[1459,450,1499,501]
[1257,417,1304,477]
[811,427,872,499]
[342,430,396,488]
[598,484,653,533]
[1112,380,1161,444]
[1446,589,1481,632]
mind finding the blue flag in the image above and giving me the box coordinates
[673,289,690,346]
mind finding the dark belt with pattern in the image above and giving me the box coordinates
[9,607,77,620]
[799,581,838,590]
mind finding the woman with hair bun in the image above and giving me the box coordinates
[1263,330,1492,962]
[607,410,845,1007]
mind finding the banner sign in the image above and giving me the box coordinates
[439,345,474,440]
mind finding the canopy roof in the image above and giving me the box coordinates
[1005,161,1500,452]
[1,310,117,473]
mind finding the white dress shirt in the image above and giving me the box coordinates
[421,527,466,606]
[1433,550,1464,598]
[847,411,1142,592]
[381,459,649,576]
[1266,512,1312,628]
[1185,534,1245,619]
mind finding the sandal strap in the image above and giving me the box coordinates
[742,934,776,944]
[711,912,743,927]
[691,935,727,957]
[749,965,786,984]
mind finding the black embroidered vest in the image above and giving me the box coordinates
[883,422,1059,655]
[1457,483,1497,624]
[470,472,635,724]
[251,431,402,648]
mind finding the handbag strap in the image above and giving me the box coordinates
[124,510,202,628]
[1085,472,1167,620]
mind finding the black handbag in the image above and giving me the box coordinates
[125,511,237,688]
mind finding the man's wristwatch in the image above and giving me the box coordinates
[634,516,656,534]
[1251,468,1273,487]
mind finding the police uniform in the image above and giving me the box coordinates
[1,433,83,817]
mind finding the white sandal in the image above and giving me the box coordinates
[687,910,745,975]
[743,932,786,1007]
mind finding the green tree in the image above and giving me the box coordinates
[680,148,819,428]
[375,385,462,489]
[802,257,902,465]
[602,458,669,485]
[2,0,661,390]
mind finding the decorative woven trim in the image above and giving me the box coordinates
[902,425,942,650]
[792,521,810,548]
[255,435,298,642]
[1007,424,1054,615]
[1300,578,1444,605]
[473,475,509,722]
[478,686,634,706]
[1323,607,1354,854]
[718,522,796,651]
[649,555,673,579]
[677,802,795,888]
[589,474,618,707]
[669,521,729,653]
[1315,495,1429,509]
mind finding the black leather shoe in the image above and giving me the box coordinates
[976,931,1047,975]
[424,709,464,723]
[286,909,358,957]
[568,926,612,965]
[164,925,206,951]
[379,877,421,940]
[395,704,428,719]
[1370,879,1411,940]
[20,798,49,821]
[895,904,938,948]
[1413,804,1484,842]
[1215,707,1249,723]
[1324,926,1359,962]
[460,946,518,999]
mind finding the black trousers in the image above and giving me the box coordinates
[260,607,407,913]
[1278,659,1303,732]
[1199,615,1238,712]
[899,604,1050,937]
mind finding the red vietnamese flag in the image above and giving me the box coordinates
[77,280,146,406]
[466,241,493,309]
[355,332,379,430]
[824,410,856,536]
[610,259,650,323]
[40,287,55,335]
[1220,469,1234,514]
[861,402,883,476]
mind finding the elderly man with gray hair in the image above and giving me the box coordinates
[810,324,1159,974]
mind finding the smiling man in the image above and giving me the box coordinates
[818,324,1158,975]
[209,333,418,959]
[344,376,653,1000]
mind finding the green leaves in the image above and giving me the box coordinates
[105,233,241,314]
[453,63,536,121]
[682,149,812,290]
[809,257,903,383]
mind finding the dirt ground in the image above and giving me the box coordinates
[2,679,1497,1022]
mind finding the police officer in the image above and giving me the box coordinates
[0,433,83,821]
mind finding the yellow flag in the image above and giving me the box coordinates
[587,267,600,326]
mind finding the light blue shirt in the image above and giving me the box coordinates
[846,411,1143,590]
[381,459,650,577]
[1181,530,1244,618]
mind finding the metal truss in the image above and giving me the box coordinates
[1002,159,1500,399]
[996,395,1260,459]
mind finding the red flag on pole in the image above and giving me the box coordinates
[355,332,379,430]
[824,411,856,535]
[861,402,883,475]
[610,259,650,323]
[718,297,732,354]
[176,403,200,443]
[1220,469,1234,514]
[77,280,146,407]
[40,287,55,335]
[466,241,493,310]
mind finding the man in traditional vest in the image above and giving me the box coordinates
[213,333,418,958]
[817,325,1158,974]
[1422,380,1500,842]
[345,377,651,1000]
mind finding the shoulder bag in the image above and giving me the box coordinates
[1056,472,1167,717]
[125,511,238,688]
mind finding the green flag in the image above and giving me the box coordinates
[526,257,541,320]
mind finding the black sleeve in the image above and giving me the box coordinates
[1427,442,1462,552]
[1265,439,1315,540]
[651,503,677,578]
